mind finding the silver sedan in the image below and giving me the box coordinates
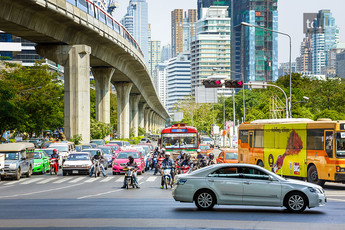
[172,163,326,213]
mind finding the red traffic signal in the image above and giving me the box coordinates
[224,80,244,88]
[202,79,224,88]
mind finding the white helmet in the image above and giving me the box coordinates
[165,152,171,157]
[197,149,201,153]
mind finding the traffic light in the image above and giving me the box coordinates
[224,80,244,88]
[202,79,224,88]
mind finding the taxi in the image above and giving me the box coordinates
[216,148,238,164]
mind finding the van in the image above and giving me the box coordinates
[0,142,35,180]
[49,142,75,161]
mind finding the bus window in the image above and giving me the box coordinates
[336,132,345,158]
[254,130,264,148]
[239,130,248,143]
[249,132,253,148]
[307,129,324,150]
[325,131,334,158]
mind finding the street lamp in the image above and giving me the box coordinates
[240,22,292,118]
[291,96,309,114]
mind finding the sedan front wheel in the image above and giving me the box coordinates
[285,192,307,213]
[195,190,216,210]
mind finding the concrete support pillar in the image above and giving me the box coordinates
[144,107,150,133]
[91,67,115,124]
[138,103,145,129]
[130,94,141,137]
[149,110,154,132]
[36,44,91,143]
[114,82,133,139]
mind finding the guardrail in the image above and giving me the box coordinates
[66,0,143,56]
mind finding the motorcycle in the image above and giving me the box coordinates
[151,154,158,170]
[175,161,181,175]
[123,166,136,189]
[93,159,101,178]
[50,158,58,175]
[162,166,173,189]
[180,165,191,174]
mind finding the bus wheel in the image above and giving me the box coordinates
[307,165,325,186]
[257,160,264,167]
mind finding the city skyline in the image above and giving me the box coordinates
[114,0,345,64]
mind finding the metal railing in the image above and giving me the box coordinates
[66,0,143,56]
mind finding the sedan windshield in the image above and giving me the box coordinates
[91,140,103,145]
[225,152,238,160]
[83,150,100,156]
[66,154,90,161]
[50,145,68,152]
[117,152,139,159]
[109,141,123,147]
[34,152,42,159]
[42,149,53,156]
[200,145,210,150]
[100,148,112,154]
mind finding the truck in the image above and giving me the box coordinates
[0,142,35,180]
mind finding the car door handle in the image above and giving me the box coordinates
[244,181,250,185]
[208,179,214,182]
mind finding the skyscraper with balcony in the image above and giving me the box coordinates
[121,0,149,61]
[171,9,197,58]
[190,6,231,97]
[232,0,278,83]
[148,40,161,77]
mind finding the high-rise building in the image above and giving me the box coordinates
[154,61,168,107]
[121,0,149,61]
[197,0,231,20]
[296,10,339,76]
[232,0,278,83]
[160,44,172,62]
[166,52,191,114]
[171,9,196,58]
[336,51,345,78]
[278,62,296,78]
[190,6,231,97]
[93,0,108,12]
[148,40,161,77]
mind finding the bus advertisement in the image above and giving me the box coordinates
[238,118,345,186]
[160,123,199,160]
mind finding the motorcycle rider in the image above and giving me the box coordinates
[207,152,215,165]
[50,149,59,173]
[196,149,206,168]
[154,148,166,175]
[160,152,175,189]
[180,153,194,173]
[89,150,107,177]
[121,155,140,189]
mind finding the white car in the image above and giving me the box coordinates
[62,152,92,176]
[172,163,326,213]
[201,137,214,148]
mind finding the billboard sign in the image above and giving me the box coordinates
[303,13,317,34]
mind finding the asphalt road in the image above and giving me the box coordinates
[1,168,345,230]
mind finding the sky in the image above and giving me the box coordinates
[113,0,345,64]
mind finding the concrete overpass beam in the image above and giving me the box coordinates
[114,82,133,139]
[130,94,141,137]
[149,110,154,133]
[36,44,91,143]
[144,107,150,133]
[91,67,115,124]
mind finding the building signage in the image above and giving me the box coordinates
[171,129,187,133]
[303,13,318,34]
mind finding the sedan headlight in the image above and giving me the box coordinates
[308,187,323,194]
[113,162,118,166]
[81,164,89,168]
[177,179,187,185]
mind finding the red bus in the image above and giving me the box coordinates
[159,124,199,159]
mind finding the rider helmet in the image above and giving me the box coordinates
[161,148,166,153]
[165,152,171,159]
[96,150,101,156]
[128,155,134,162]
[155,146,159,151]
[209,152,214,160]
[53,149,58,154]
[196,149,201,153]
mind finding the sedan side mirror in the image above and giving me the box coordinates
[268,175,275,181]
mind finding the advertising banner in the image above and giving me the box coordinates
[264,123,307,177]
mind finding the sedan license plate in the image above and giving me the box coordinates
[72,170,78,174]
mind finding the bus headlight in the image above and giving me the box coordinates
[336,166,345,172]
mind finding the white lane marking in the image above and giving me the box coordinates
[53,177,72,184]
[146,176,157,182]
[37,178,56,184]
[0,182,85,198]
[327,198,345,202]
[77,189,121,200]
[115,177,123,182]
[4,180,22,185]
[68,177,85,183]
[137,176,144,181]
[100,177,113,182]
[21,178,44,185]
[84,177,101,183]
